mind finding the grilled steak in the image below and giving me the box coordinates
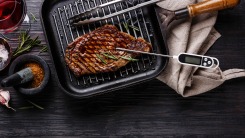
[65,25,152,77]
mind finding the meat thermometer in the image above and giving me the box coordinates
[116,48,219,69]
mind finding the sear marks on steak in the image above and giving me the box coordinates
[65,25,152,77]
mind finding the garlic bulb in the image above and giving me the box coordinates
[0,89,15,111]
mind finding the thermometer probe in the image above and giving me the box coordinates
[116,48,219,69]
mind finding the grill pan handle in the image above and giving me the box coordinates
[174,0,240,19]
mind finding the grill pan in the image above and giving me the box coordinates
[40,0,168,98]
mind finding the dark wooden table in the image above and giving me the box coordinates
[0,0,244,137]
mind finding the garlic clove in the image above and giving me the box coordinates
[0,89,10,101]
[4,103,16,111]
[0,89,15,111]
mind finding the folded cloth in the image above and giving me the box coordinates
[156,0,245,97]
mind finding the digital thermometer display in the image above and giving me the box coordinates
[176,53,219,69]
[184,56,202,65]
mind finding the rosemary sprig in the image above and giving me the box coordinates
[98,50,139,63]
[129,25,139,31]
[27,100,44,110]
[121,21,140,32]
[39,46,48,54]
[102,52,118,60]
[120,56,139,62]
[18,106,34,110]
[122,22,129,31]
[96,54,107,64]
[109,51,118,59]
[30,12,37,22]
[13,31,44,58]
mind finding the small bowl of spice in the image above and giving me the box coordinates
[0,37,12,72]
[6,54,50,95]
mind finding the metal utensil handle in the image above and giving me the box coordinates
[74,0,161,26]
[100,0,125,7]
[116,48,173,58]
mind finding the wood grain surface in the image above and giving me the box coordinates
[0,0,244,137]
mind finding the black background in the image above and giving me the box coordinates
[0,0,244,137]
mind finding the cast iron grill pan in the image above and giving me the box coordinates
[41,0,168,98]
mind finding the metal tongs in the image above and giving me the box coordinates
[69,0,240,27]
[69,0,163,26]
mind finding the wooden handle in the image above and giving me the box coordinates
[188,0,240,17]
